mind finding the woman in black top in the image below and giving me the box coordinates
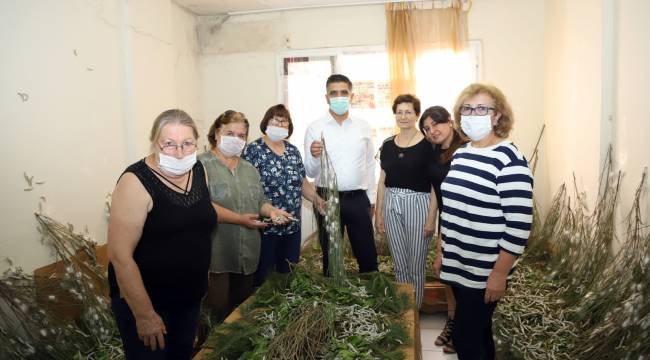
[419,105,468,354]
[107,109,217,359]
[375,94,437,309]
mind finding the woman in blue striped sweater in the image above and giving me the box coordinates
[433,84,533,360]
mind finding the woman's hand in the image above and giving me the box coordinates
[423,216,436,237]
[484,270,508,303]
[433,253,442,278]
[136,311,167,351]
[375,212,385,234]
[268,208,293,225]
[314,196,326,215]
[239,213,267,229]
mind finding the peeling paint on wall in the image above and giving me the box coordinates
[198,13,287,54]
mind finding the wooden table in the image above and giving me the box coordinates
[194,283,421,360]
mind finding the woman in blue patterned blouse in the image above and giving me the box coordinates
[243,104,325,287]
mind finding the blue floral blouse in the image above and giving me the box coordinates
[242,138,306,235]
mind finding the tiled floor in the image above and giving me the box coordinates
[420,313,458,360]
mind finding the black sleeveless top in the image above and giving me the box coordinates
[108,159,217,307]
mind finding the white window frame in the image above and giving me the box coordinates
[276,40,483,104]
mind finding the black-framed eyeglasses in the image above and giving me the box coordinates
[269,116,290,126]
[159,140,197,154]
[460,105,495,116]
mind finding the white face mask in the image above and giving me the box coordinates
[218,136,246,157]
[460,115,493,141]
[158,151,197,176]
[266,126,289,142]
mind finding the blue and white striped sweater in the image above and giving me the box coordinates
[439,141,533,289]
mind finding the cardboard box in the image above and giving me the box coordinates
[33,244,109,322]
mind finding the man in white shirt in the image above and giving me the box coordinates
[304,74,378,275]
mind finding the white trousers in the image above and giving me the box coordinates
[383,187,431,308]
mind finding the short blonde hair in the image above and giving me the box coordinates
[149,109,198,148]
[453,83,514,138]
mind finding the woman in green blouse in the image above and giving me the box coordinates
[199,110,291,322]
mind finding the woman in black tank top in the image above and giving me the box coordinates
[107,110,217,359]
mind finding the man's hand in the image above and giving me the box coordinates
[136,311,167,351]
[310,140,323,158]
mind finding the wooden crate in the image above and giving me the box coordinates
[421,280,448,314]
[194,283,421,360]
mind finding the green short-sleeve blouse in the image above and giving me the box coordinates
[198,151,271,274]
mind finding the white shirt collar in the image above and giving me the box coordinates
[325,111,352,125]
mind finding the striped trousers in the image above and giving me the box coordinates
[383,187,431,308]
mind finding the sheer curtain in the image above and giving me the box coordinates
[385,1,471,104]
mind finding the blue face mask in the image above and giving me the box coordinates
[329,96,350,116]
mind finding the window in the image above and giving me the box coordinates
[277,42,481,161]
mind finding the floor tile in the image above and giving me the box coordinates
[420,313,458,360]
[421,349,459,360]
[419,328,439,351]
[419,312,448,329]
[422,350,441,360]
[442,353,459,359]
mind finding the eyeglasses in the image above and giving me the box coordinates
[269,117,290,126]
[395,110,415,118]
[159,140,197,154]
[460,105,495,116]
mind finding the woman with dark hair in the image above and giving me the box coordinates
[199,110,292,323]
[435,84,533,360]
[375,94,437,309]
[419,105,468,354]
[242,104,324,287]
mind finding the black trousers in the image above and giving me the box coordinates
[451,285,498,360]
[253,231,301,287]
[316,188,378,275]
[112,297,201,360]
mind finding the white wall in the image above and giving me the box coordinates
[198,1,548,238]
[0,0,201,273]
[543,0,650,230]
[543,0,605,210]
[467,0,549,211]
[613,0,650,228]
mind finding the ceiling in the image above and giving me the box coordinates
[173,0,402,15]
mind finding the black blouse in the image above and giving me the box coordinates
[380,137,434,193]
